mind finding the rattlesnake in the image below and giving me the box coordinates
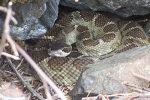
[27,10,150,85]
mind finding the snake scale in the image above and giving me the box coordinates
[27,10,150,85]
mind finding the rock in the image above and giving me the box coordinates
[9,0,60,40]
[10,3,47,40]
[0,16,5,36]
[0,0,48,5]
[144,20,150,37]
[60,0,150,17]
[5,0,150,40]
[69,45,150,98]
[40,0,60,28]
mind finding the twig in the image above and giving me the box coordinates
[6,57,44,100]
[0,2,18,57]
[82,92,150,100]
[0,7,15,15]
[132,69,150,82]
[0,69,11,81]
[15,43,67,100]
[0,6,17,24]
[42,78,53,100]
[1,52,20,60]
[123,81,150,92]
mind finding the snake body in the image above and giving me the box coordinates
[27,10,150,85]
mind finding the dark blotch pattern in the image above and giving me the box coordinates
[77,31,91,41]
[48,57,69,71]
[126,28,146,39]
[117,21,130,29]
[103,24,118,33]
[28,48,49,63]
[124,38,134,45]
[83,39,99,46]
[101,33,116,42]
[73,58,93,70]
[124,38,147,46]
[95,15,110,27]
[45,26,62,37]
[79,10,97,22]
[63,25,75,34]
[123,22,139,31]
[115,44,138,53]
[76,25,88,32]
[57,14,73,26]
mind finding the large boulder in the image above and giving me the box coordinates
[60,0,150,17]
[69,45,150,99]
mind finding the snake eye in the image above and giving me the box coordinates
[62,47,72,53]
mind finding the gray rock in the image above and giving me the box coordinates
[0,16,5,36]
[60,0,150,17]
[40,0,60,28]
[11,18,47,40]
[33,0,48,4]
[70,45,150,97]
[144,20,150,37]
[10,0,60,40]
[10,2,47,40]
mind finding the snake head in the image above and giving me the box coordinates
[48,39,72,57]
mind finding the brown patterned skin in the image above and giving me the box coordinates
[27,11,150,85]
[48,10,121,57]
[114,21,150,53]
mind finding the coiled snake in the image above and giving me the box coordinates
[27,10,150,85]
